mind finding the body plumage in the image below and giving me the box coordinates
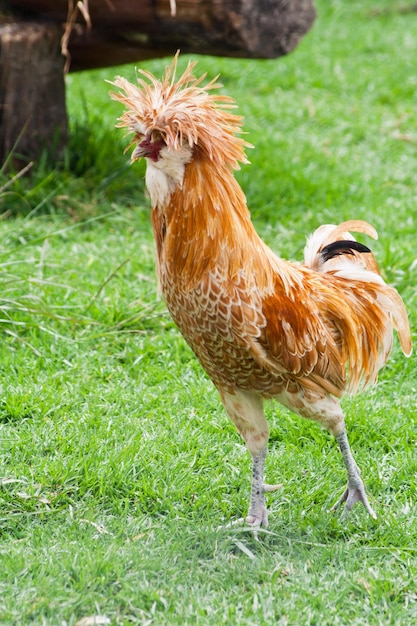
[110,56,412,529]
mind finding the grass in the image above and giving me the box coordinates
[1,0,417,623]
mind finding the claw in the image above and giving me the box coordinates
[264,483,283,493]
[331,481,377,520]
[218,483,282,540]
[246,507,268,528]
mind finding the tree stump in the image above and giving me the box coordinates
[0,0,316,165]
[0,20,67,165]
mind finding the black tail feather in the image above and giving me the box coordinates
[321,240,372,263]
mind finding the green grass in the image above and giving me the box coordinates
[1,0,417,623]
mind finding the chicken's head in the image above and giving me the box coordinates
[109,52,251,170]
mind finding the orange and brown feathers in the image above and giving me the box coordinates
[303,219,412,363]
[110,58,412,406]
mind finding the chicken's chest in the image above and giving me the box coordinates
[151,208,269,388]
[161,263,256,384]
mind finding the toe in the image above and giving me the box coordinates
[330,484,376,519]
[263,483,283,493]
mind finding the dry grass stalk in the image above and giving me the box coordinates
[61,0,92,73]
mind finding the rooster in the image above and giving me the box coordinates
[110,55,412,530]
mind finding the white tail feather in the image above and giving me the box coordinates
[304,220,380,275]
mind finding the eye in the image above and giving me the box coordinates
[151,130,164,143]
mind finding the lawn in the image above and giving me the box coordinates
[1,0,417,624]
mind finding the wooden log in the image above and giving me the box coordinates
[0,20,67,164]
[4,0,316,71]
[0,0,315,164]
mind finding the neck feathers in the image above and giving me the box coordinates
[152,155,262,285]
[151,153,295,295]
[145,143,193,209]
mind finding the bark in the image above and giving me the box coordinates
[0,20,67,164]
[4,0,316,70]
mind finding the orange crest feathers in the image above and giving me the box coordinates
[109,52,251,169]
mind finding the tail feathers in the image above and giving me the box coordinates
[377,287,413,358]
[304,220,412,360]
[304,220,380,274]
[321,240,372,262]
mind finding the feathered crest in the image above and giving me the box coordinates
[109,52,251,168]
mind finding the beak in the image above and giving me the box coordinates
[131,133,166,162]
[131,135,152,161]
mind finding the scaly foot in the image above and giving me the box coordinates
[330,480,377,520]
[218,484,282,535]
[245,483,282,537]
[333,429,377,520]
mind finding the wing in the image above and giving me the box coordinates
[252,269,347,396]
[250,263,409,397]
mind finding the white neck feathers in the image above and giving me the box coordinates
[145,144,193,210]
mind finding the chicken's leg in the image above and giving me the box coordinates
[331,429,377,519]
[246,445,281,528]
[219,388,281,532]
